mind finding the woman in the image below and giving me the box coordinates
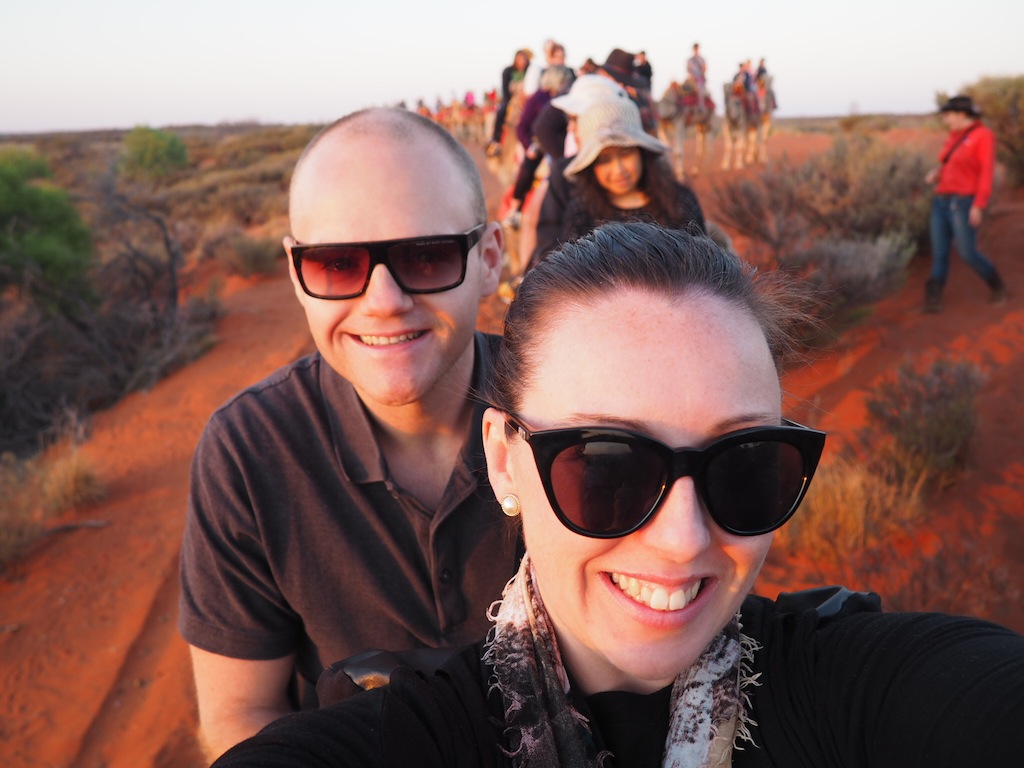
[542,97,705,264]
[923,94,1006,312]
[487,49,531,158]
[215,223,1024,767]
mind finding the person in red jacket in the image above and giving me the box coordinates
[923,95,1006,312]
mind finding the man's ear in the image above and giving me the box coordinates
[283,236,308,304]
[482,406,515,496]
[477,222,504,298]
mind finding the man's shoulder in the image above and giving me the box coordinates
[204,352,330,437]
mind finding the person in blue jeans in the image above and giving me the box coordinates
[923,95,1006,312]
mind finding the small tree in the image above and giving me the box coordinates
[0,148,94,314]
[120,126,189,182]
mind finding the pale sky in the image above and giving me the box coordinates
[2,0,1020,134]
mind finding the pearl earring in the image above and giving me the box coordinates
[501,494,521,517]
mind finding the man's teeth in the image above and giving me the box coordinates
[359,331,423,346]
[610,573,701,612]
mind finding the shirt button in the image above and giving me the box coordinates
[439,568,453,584]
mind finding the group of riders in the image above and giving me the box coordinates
[406,45,776,155]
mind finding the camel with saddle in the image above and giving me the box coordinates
[657,77,715,179]
[721,75,776,169]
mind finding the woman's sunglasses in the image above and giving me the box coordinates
[505,414,825,539]
[290,224,485,300]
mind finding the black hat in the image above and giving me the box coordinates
[939,95,981,118]
[600,48,639,87]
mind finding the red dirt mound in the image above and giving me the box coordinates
[1,130,1021,767]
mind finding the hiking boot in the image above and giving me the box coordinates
[987,274,1008,305]
[924,279,943,314]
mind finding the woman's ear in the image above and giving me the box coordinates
[482,407,515,496]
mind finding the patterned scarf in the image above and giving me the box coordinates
[484,555,759,767]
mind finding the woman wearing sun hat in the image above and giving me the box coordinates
[923,94,1006,312]
[558,96,705,247]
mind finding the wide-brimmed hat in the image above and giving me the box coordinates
[939,95,981,118]
[551,74,629,115]
[600,48,640,87]
[563,97,666,179]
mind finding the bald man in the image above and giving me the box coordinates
[179,108,519,759]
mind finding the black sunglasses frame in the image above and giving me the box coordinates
[290,224,486,300]
[505,414,826,539]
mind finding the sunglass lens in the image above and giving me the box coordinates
[549,436,666,535]
[389,239,465,292]
[300,246,369,298]
[704,440,805,534]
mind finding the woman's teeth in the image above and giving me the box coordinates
[610,573,702,611]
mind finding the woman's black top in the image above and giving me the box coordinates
[214,588,1024,767]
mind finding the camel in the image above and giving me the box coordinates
[754,75,777,163]
[721,76,777,170]
[657,79,715,180]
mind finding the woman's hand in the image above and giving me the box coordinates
[924,166,939,185]
[969,205,983,228]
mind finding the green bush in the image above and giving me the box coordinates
[121,126,189,181]
[862,356,985,486]
[0,148,94,313]
[942,77,1024,186]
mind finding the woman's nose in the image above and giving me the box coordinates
[635,477,713,560]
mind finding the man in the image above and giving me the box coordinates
[686,43,707,112]
[179,108,519,759]
[633,50,653,89]
[598,48,658,133]
[923,95,1006,312]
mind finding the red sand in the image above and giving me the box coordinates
[1,129,1021,767]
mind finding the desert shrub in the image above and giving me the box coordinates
[837,114,897,134]
[0,415,105,570]
[862,356,984,487]
[201,124,317,170]
[120,126,189,182]
[0,451,39,568]
[0,174,222,454]
[0,148,95,314]
[956,76,1024,185]
[710,164,813,264]
[714,135,932,264]
[165,158,290,226]
[803,136,932,247]
[783,233,915,341]
[225,235,283,276]
[776,452,926,581]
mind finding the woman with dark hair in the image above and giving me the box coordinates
[214,222,1024,768]
[558,97,705,252]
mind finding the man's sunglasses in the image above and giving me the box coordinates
[505,414,826,539]
[290,224,486,300]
